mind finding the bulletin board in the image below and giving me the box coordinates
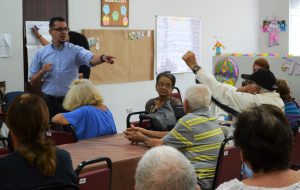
[82,29,154,84]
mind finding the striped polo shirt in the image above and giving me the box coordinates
[162,107,224,186]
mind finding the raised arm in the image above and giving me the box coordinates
[32,26,50,46]
[52,113,70,125]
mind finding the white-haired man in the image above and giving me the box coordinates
[125,84,224,190]
[135,145,200,190]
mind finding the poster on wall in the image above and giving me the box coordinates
[101,0,129,27]
[156,16,201,74]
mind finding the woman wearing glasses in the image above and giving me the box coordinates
[142,72,185,131]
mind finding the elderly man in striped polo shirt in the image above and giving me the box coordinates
[125,84,225,190]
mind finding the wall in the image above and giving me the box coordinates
[258,0,289,54]
[1,0,260,132]
[69,0,260,132]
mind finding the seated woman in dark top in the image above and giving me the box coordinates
[0,94,78,189]
[144,72,185,131]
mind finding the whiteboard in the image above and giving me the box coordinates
[156,16,201,74]
[25,21,52,80]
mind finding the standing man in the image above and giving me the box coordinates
[29,17,115,117]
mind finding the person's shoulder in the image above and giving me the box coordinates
[179,112,196,122]
[147,97,157,102]
[216,179,243,190]
[145,97,156,106]
[56,147,71,158]
[170,96,182,105]
[35,43,52,54]
[65,42,88,52]
[0,152,20,163]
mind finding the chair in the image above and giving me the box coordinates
[4,91,25,104]
[126,111,150,128]
[46,124,78,145]
[75,157,112,190]
[171,87,182,102]
[290,128,300,170]
[36,183,79,190]
[1,91,25,113]
[212,136,242,189]
[0,137,9,156]
[126,87,183,129]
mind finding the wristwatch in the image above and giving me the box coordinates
[100,54,106,63]
[192,65,201,74]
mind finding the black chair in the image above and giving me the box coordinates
[4,91,25,103]
[75,157,112,190]
[46,124,78,146]
[212,136,242,189]
[126,111,150,129]
[1,91,25,113]
[0,137,9,156]
[290,127,300,170]
[36,183,79,190]
[171,87,182,102]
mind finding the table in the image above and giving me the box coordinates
[59,133,148,190]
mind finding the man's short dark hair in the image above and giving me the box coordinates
[234,104,294,173]
[49,17,66,28]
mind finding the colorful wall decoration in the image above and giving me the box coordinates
[214,57,239,86]
[101,0,129,27]
[262,17,286,47]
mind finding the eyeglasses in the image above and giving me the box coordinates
[51,27,69,32]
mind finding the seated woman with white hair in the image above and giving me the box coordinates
[52,79,117,140]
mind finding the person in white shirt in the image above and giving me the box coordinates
[182,51,284,114]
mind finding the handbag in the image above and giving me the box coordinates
[140,101,177,131]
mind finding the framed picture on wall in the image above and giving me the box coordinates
[101,0,129,27]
